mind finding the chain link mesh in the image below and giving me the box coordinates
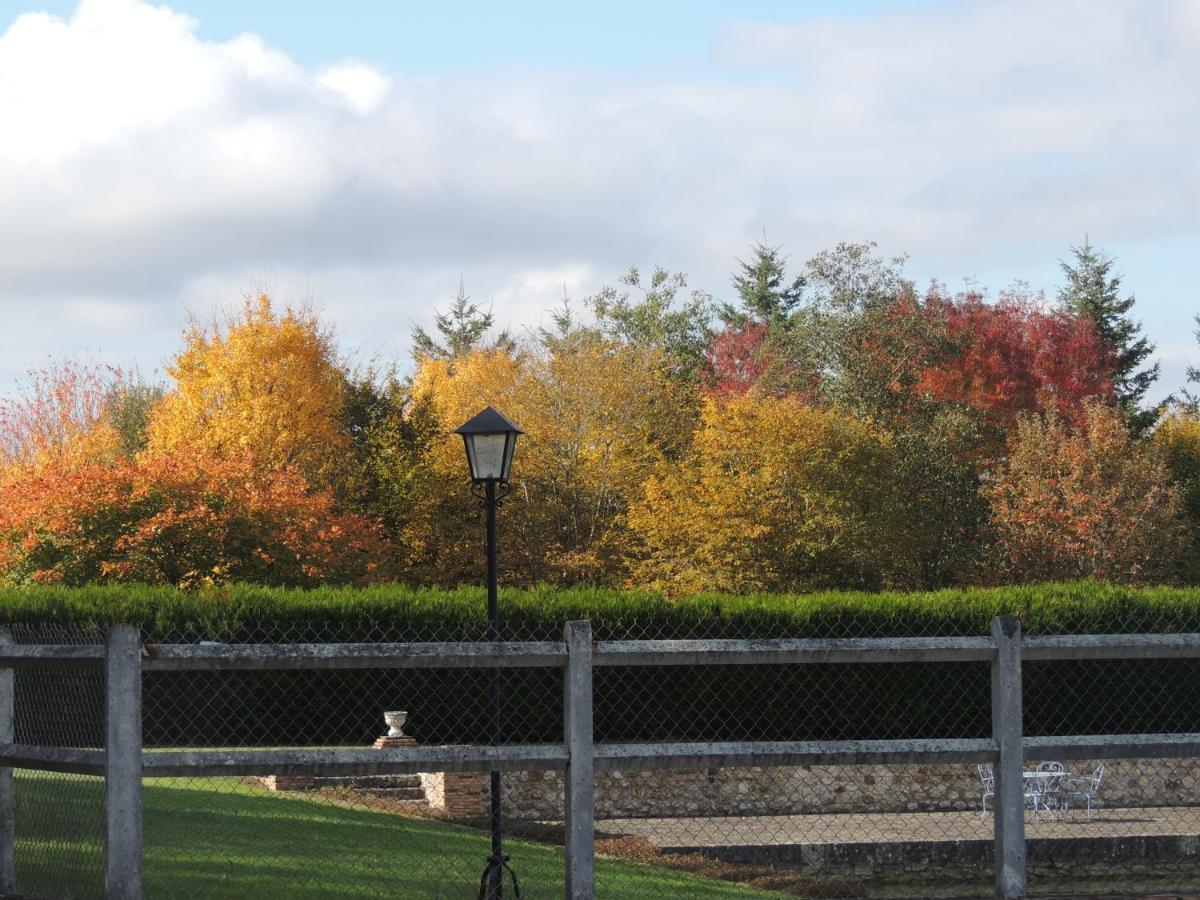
[9,623,105,899]
[5,608,1200,897]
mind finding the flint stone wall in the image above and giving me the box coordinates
[425,759,1200,821]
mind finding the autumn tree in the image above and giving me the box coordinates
[146,295,352,488]
[920,290,1114,438]
[1059,240,1159,432]
[706,322,773,398]
[0,361,126,472]
[0,449,388,587]
[628,395,903,595]
[406,339,694,586]
[981,402,1186,584]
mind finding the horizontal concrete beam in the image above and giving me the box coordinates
[1023,634,1200,661]
[9,733,1198,780]
[140,744,570,778]
[594,739,999,770]
[0,645,104,668]
[593,637,997,666]
[1024,733,1200,760]
[142,641,567,671]
[0,743,104,775]
[9,632,1200,673]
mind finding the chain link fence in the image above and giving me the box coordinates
[7,623,106,899]
[4,607,1200,898]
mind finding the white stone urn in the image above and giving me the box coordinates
[384,710,408,737]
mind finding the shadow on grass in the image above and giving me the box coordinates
[0,775,755,899]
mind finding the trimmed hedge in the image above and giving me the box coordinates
[5,580,1200,640]
[3,581,1199,748]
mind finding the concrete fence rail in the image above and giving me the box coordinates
[3,617,1200,898]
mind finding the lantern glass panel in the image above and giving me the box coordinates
[470,433,508,481]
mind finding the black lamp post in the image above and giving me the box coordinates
[455,406,524,900]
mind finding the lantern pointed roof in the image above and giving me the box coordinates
[454,406,525,435]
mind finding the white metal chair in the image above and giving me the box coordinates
[1062,764,1104,818]
[1036,761,1067,812]
[1023,777,1048,819]
[977,763,995,818]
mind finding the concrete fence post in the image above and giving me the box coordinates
[0,628,15,895]
[991,615,1025,898]
[563,620,595,899]
[105,625,143,900]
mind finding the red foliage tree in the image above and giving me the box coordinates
[706,322,773,398]
[705,322,818,400]
[920,292,1114,430]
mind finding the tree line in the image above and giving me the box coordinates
[1,239,1197,594]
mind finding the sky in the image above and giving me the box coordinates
[1,0,1197,399]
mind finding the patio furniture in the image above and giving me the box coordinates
[1023,766,1071,818]
[977,763,994,818]
[1035,761,1067,811]
[980,762,1070,819]
[1062,764,1104,818]
[1023,771,1052,819]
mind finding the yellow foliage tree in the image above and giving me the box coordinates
[146,296,351,487]
[407,339,695,584]
[1152,411,1200,573]
[628,395,903,595]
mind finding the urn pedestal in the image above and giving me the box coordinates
[374,710,416,749]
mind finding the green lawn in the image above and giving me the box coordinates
[14,771,777,899]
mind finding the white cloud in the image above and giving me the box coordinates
[317,60,392,115]
[0,0,1197,394]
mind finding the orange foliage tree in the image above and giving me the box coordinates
[981,402,1185,584]
[0,448,389,587]
[0,360,127,473]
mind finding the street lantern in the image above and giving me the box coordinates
[455,407,524,900]
[455,406,523,484]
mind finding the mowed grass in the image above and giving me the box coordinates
[14,771,777,899]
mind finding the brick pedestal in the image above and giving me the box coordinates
[373,735,417,749]
[264,774,315,792]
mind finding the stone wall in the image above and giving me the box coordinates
[422,758,1200,821]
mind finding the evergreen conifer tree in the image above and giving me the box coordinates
[1058,239,1159,432]
[721,241,805,328]
[411,280,502,360]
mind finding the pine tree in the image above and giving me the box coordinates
[411,280,500,360]
[721,241,805,328]
[1058,239,1159,432]
[1178,315,1200,411]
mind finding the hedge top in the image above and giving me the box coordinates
[0,581,1196,642]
